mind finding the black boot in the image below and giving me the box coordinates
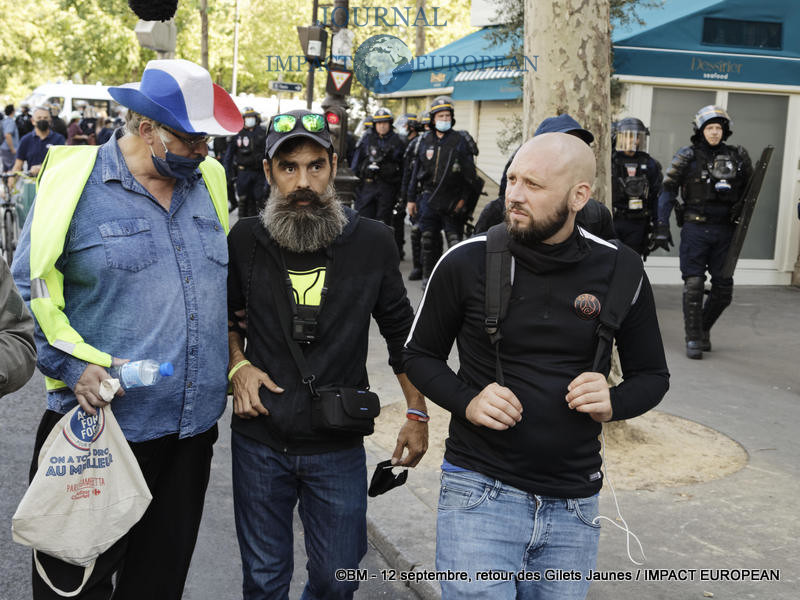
[701,280,733,352]
[420,230,444,289]
[701,330,711,352]
[445,230,462,249]
[408,225,422,281]
[683,276,705,359]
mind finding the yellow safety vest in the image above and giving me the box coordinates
[29,145,229,391]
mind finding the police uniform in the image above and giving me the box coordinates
[352,109,405,225]
[611,151,661,250]
[408,98,476,284]
[390,113,420,261]
[611,119,662,257]
[654,105,752,359]
[225,109,268,218]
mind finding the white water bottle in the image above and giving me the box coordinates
[109,360,174,389]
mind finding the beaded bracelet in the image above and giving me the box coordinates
[406,408,430,423]
[228,359,251,381]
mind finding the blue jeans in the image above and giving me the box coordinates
[232,432,368,600]
[436,470,600,600]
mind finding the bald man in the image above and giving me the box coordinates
[404,133,669,599]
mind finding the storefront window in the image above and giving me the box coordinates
[726,92,787,260]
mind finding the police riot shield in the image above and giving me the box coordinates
[721,146,774,279]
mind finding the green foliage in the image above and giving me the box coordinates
[1,0,478,114]
[1,0,149,102]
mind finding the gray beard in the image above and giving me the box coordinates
[261,182,348,253]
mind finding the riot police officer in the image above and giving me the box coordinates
[225,107,268,218]
[653,106,752,359]
[611,118,662,257]
[352,108,405,225]
[389,113,420,260]
[397,113,425,278]
[407,97,477,286]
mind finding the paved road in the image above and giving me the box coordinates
[3,222,799,600]
[0,372,418,600]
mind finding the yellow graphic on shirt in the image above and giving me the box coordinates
[288,267,327,306]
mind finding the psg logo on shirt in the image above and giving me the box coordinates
[573,293,601,320]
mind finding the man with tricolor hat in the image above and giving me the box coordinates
[12,59,241,599]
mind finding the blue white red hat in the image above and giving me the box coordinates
[109,59,243,136]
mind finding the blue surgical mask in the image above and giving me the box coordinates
[151,135,203,180]
[435,121,451,132]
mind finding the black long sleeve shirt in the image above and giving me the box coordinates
[228,209,414,454]
[404,226,669,497]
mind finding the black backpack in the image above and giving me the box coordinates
[483,224,643,384]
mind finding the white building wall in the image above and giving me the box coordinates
[476,100,522,184]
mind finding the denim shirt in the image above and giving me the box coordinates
[11,133,228,441]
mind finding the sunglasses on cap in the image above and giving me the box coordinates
[271,113,327,134]
[163,126,212,149]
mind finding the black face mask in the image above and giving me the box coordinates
[367,460,408,497]
[35,120,50,132]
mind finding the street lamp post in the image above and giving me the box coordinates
[321,0,359,206]
[232,0,240,96]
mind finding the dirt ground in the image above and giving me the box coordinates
[371,401,748,491]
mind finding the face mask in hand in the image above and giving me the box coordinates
[367,459,408,497]
[150,132,204,180]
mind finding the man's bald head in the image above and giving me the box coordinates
[512,132,596,193]
[505,133,597,244]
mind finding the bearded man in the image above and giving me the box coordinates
[404,133,669,600]
[226,109,428,600]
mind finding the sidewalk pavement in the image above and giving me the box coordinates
[363,265,800,599]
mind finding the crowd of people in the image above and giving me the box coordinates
[1,101,123,179]
[1,55,762,599]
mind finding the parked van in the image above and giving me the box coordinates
[23,82,123,121]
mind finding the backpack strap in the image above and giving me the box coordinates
[591,241,644,372]
[484,224,513,385]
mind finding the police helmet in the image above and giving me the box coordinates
[372,107,394,126]
[615,117,649,153]
[242,106,260,125]
[363,117,373,129]
[394,112,418,132]
[429,96,455,127]
[693,105,732,140]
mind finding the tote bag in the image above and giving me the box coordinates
[12,403,152,597]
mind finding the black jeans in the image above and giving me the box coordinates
[29,410,218,600]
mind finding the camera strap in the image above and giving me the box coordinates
[244,231,324,397]
[268,273,320,398]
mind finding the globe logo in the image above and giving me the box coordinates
[353,34,414,94]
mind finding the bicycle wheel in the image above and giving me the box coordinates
[3,208,15,265]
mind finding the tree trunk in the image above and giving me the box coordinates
[200,0,209,70]
[523,0,612,206]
